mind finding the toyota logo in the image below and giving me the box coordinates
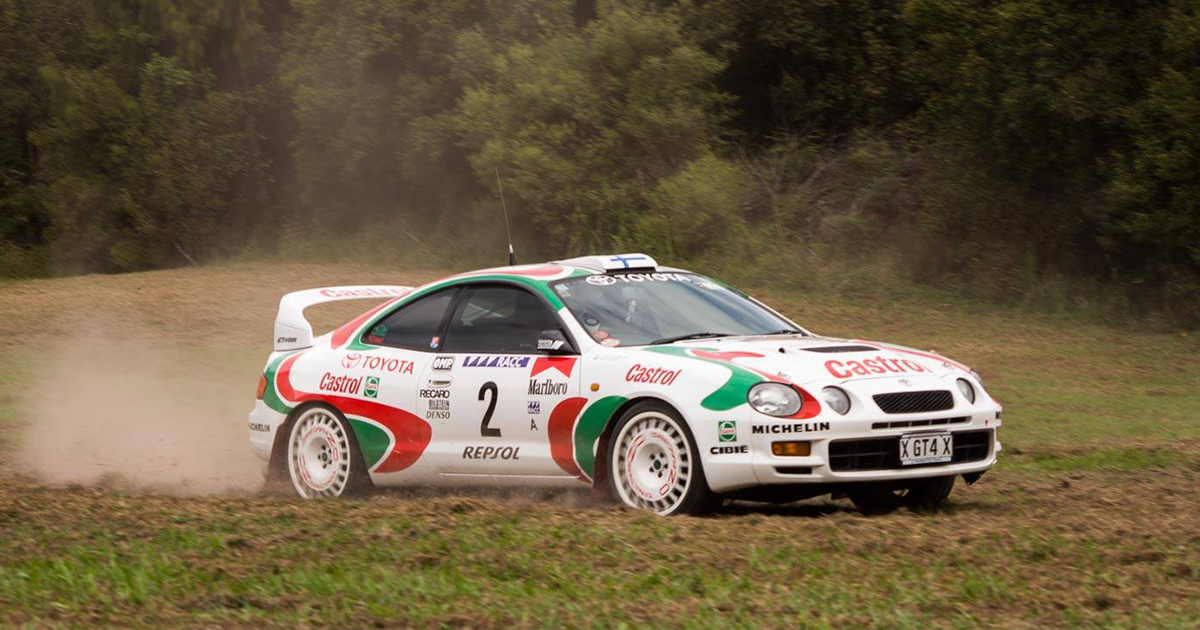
[341,352,362,369]
[586,275,617,286]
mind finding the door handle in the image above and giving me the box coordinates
[427,376,452,387]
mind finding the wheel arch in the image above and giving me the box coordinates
[265,400,373,488]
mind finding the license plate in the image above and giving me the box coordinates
[899,432,954,466]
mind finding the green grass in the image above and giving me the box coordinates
[1,485,1198,629]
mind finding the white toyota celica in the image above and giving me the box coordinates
[250,254,1002,515]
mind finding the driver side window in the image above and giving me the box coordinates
[441,285,567,354]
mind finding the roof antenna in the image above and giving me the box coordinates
[495,168,516,266]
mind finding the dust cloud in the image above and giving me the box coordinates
[15,318,264,495]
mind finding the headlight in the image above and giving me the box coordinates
[821,386,851,415]
[747,382,801,417]
[956,378,976,404]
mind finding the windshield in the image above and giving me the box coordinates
[550,272,802,347]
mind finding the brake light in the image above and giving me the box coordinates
[256,375,267,400]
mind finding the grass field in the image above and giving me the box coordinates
[1,262,1198,628]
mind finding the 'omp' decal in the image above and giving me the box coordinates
[273,353,431,473]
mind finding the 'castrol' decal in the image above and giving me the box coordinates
[824,356,927,379]
[625,364,682,385]
[274,353,430,473]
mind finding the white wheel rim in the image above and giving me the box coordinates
[287,408,352,498]
[612,411,693,515]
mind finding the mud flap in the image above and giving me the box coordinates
[588,430,616,505]
[962,470,986,485]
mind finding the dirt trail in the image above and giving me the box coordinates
[14,317,263,494]
[3,262,438,495]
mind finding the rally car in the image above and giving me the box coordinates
[250,254,1001,515]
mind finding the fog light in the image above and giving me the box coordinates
[256,374,267,400]
[772,441,811,456]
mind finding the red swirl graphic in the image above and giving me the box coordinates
[276,354,431,473]
[548,397,588,480]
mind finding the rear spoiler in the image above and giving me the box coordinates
[274,285,412,351]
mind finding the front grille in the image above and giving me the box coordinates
[803,345,880,353]
[873,390,954,414]
[828,430,991,472]
[872,416,970,430]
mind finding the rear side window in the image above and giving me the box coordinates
[441,285,565,354]
[364,288,457,350]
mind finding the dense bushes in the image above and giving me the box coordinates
[0,0,1197,324]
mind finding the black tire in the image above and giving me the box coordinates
[605,401,717,515]
[284,403,372,498]
[848,475,956,514]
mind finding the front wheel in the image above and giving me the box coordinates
[847,475,956,514]
[286,404,370,498]
[606,402,715,516]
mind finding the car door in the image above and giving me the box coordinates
[355,286,459,481]
[437,283,580,479]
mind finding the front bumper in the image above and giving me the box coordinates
[702,408,1002,494]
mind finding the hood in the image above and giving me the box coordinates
[650,335,968,386]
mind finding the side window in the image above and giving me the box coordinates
[441,285,567,354]
[364,288,457,350]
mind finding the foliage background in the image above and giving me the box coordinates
[1,0,1198,326]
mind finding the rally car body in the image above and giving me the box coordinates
[250,254,1001,512]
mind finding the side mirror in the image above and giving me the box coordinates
[537,329,573,354]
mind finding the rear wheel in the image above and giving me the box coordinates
[286,404,369,498]
[848,475,956,514]
[606,402,715,516]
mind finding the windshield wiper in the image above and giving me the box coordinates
[759,329,805,336]
[649,332,734,345]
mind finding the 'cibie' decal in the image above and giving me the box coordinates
[825,356,927,379]
[463,356,531,368]
[275,354,431,473]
